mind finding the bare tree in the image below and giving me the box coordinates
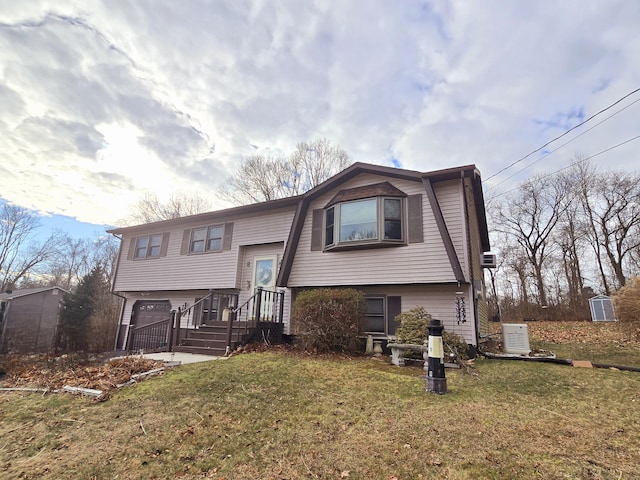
[290,139,351,191]
[0,203,64,291]
[220,139,351,205]
[555,167,591,317]
[578,167,640,292]
[495,174,573,308]
[126,191,212,225]
[37,234,120,290]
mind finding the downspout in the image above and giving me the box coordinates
[112,291,127,351]
[110,232,127,351]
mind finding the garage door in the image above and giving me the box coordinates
[132,300,172,327]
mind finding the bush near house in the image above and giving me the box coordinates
[394,306,431,344]
[613,276,640,341]
[393,306,470,360]
[292,288,365,353]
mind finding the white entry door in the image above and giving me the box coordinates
[251,256,277,319]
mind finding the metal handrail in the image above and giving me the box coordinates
[225,288,284,354]
[126,317,172,353]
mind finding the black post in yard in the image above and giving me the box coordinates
[173,308,183,350]
[426,319,447,394]
[167,310,176,351]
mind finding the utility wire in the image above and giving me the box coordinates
[485,87,640,182]
[492,134,640,198]
[491,97,640,189]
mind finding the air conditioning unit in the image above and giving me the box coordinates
[481,253,496,268]
[502,324,531,355]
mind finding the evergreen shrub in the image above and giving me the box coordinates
[392,306,470,360]
[292,288,365,353]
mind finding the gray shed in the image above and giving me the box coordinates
[0,287,67,353]
[589,295,617,322]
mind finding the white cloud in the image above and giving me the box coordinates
[1,0,639,227]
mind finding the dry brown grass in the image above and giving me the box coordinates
[1,325,639,479]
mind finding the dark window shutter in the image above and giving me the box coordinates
[222,222,234,251]
[180,229,191,255]
[311,209,323,251]
[407,194,423,243]
[127,237,137,260]
[159,232,170,257]
[387,296,402,336]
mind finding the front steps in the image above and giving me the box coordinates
[172,321,284,356]
[172,322,251,356]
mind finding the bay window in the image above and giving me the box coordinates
[324,197,404,249]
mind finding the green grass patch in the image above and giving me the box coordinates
[1,350,640,479]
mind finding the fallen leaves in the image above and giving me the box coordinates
[0,353,163,394]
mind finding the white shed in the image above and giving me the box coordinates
[589,295,617,322]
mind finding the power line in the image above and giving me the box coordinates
[485,87,640,182]
[492,134,640,198]
[490,97,640,189]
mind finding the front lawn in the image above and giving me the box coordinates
[2,331,640,479]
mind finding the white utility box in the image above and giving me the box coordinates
[502,323,531,355]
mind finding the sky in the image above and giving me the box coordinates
[1,0,639,241]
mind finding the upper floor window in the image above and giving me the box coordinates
[129,232,169,260]
[190,225,224,253]
[135,234,162,258]
[180,222,234,256]
[324,197,404,249]
[309,183,422,252]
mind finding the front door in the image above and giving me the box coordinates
[251,256,277,319]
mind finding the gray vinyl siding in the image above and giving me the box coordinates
[287,174,461,287]
[289,284,476,346]
[432,179,467,279]
[113,207,296,292]
[362,284,476,345]
[464,176,490,338]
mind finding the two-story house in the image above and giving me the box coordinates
[108,162,492,355]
